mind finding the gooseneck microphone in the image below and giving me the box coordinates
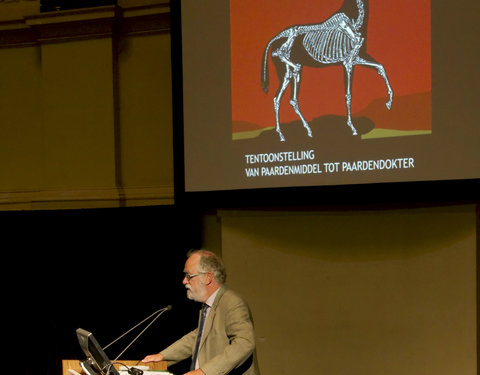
[104,305,172,367]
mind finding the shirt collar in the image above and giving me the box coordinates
[205,287,220,308]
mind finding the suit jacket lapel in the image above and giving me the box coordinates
[200,285,226,348]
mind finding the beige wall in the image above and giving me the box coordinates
[218,205,477,375]
[0,1,174,209]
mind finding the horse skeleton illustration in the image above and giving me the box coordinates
[261,0,393,141]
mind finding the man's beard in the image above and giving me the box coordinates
[186,284,207,302]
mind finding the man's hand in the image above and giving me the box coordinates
[141,353,164,363]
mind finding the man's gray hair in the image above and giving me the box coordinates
[188,249,227,284]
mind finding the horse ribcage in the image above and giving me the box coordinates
[301,15,356,64]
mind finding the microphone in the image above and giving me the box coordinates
[127,368,144,375]
[103,305,172,365]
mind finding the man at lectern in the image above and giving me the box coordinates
[142,249,259,375]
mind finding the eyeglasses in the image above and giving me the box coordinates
[183,272,207,281]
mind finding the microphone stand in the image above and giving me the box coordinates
[103,305,172,363]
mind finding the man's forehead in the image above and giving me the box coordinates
[184,254,199,271]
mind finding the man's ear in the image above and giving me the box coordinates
[204,272,214,285]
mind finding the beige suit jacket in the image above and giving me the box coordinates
[160,286,259,375]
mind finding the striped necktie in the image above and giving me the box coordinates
[190,304,208,371]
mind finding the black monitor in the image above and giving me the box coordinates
[77,328,120,375]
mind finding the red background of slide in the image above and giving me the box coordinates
[230,0,431,133]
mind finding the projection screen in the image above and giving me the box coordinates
[173,0,479,195]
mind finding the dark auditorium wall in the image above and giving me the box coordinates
[4,205,202,375]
